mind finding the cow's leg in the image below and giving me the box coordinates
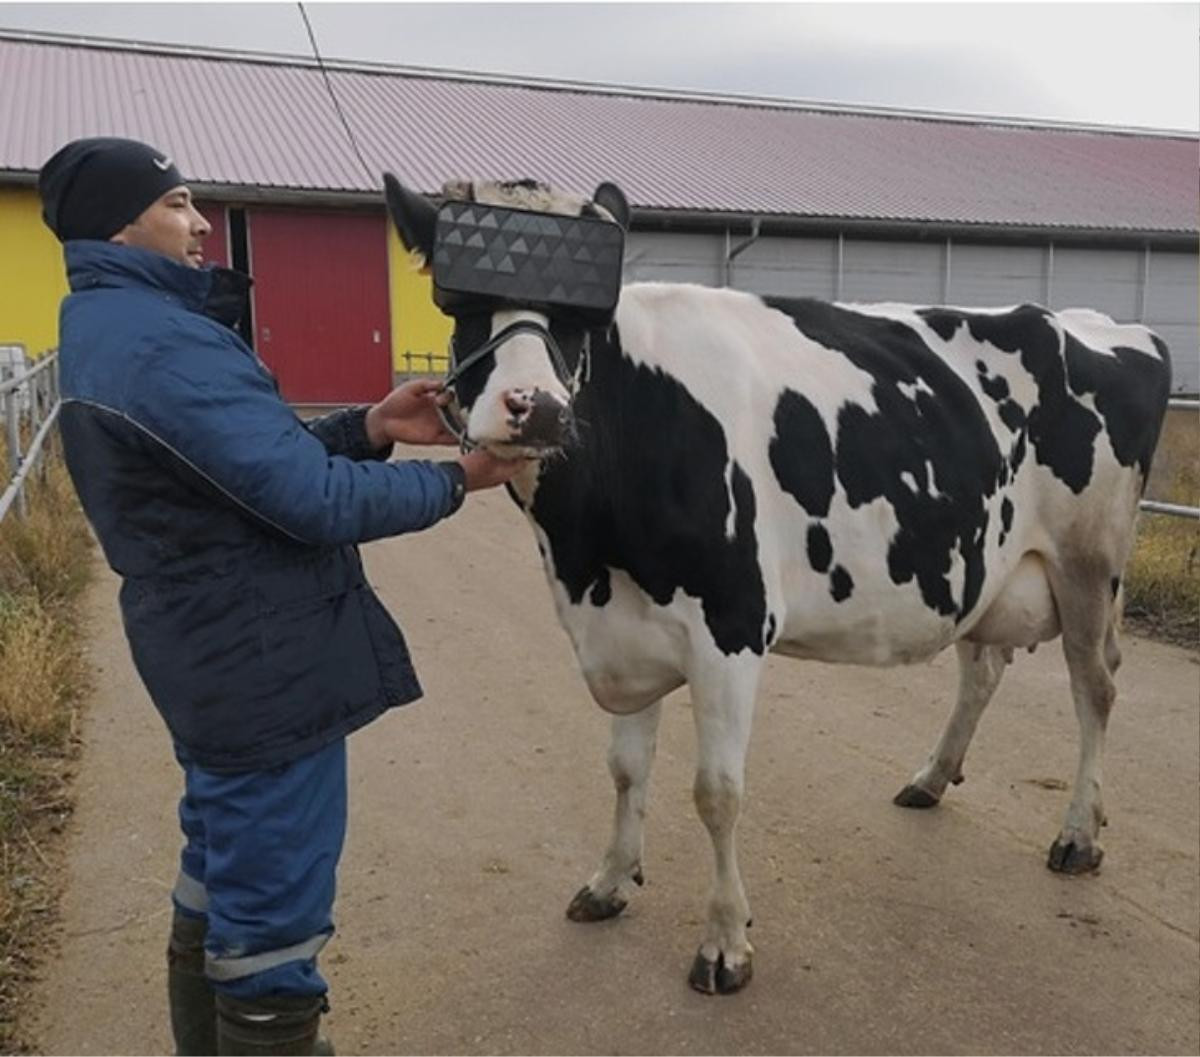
[567,700,662,922]
[895,641,1008,808]
[1047,571,1119,874]
[687,660,761,996]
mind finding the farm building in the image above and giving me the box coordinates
[0,29,1196,403]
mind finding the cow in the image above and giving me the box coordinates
[383,173,1172,995]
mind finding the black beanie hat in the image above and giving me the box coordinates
[38,137,186,242]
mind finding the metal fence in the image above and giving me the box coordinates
[0,349,61,524]
[397,349,449,376]
[1141,399,1199,521]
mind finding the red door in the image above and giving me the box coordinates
[248,209,392,404]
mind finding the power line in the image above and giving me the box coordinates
[296,2,375,184]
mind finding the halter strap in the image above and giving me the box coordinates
[439,318,591,452]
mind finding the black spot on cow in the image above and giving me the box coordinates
[1063,334,1172,481]
[999,497,1014,546]
[765,613,777,644]
[961,512,989,623]
[770,390,835,517]
[975,359,1028,434]
[590,567,612,606]
[1009,429,1028,476]
[998,399,1027,433]
[766,298,1004,621]
[528,325,767,656]
[830,565,854,602]
[919,304,1109,494]
[497,178,547,195]
[921,308,964,343]
[976,360,1010,402]
[806,523,832,573]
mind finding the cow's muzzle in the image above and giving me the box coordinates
[503,388,575,449]
[441,317,587,454]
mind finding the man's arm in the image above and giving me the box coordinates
[306,406,393,462]
[307,380,458,460]
[126,329,459,545]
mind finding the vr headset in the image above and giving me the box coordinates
[431,200,625,326]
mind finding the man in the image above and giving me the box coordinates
[38,137,524,1056]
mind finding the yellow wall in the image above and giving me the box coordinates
[386,224,451,375]
[0,187,69,358]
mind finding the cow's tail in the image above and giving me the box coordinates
[1139,332,1174,496]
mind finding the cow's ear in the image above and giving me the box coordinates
[593,182,631,230]
[383,172,437,259]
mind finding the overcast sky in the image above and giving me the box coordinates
[0,2,1196,131]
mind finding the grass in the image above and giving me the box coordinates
[0,443,94,1054]
[1126,408,1200,647]
[1125,465,1200,647]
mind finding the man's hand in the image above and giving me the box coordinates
[365,379,458,447]
[458,448,534,491]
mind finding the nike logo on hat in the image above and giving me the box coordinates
[153,156,173,171]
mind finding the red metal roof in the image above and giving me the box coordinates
[1,32,1196,234]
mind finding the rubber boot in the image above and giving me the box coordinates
[167,910,217,1056]
[215,992,328,1056]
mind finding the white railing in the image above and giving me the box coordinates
[1141,399,1198,521]
[0,349,61,523]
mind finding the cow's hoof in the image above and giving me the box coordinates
[893,784,940,809]
[566,885,627,922]
[688,950,753,995]
[1047,837,1103,874]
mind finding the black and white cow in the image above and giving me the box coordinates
[384,175,1172,995]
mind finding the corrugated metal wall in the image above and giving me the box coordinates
[1142,251,1199,384]
[625,230,1198,392]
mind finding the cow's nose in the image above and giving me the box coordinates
[505,391,532,418]
[502,388,572,447]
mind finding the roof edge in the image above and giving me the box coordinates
[0,27,1196,141]
[633,208,1199,249]
[3,172,1193,247]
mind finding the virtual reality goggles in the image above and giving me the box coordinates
[431,199,625,326]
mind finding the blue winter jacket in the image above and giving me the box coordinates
[57,241,462,772]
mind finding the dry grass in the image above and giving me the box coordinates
[0,442,94,1053]
[0,458,94,613]
[0,455,94,744]
[1127,408,1200,647]
[1125,504,1200,648]
[0,595,85,742]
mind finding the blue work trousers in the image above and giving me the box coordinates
[171,738,347,1000]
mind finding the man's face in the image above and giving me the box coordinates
[111,185,211,267]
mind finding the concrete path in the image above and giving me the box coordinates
[25,474,1200,1055]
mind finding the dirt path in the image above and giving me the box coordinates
[25,474,1200,1055]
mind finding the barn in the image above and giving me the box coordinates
[0,29,1196,403]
